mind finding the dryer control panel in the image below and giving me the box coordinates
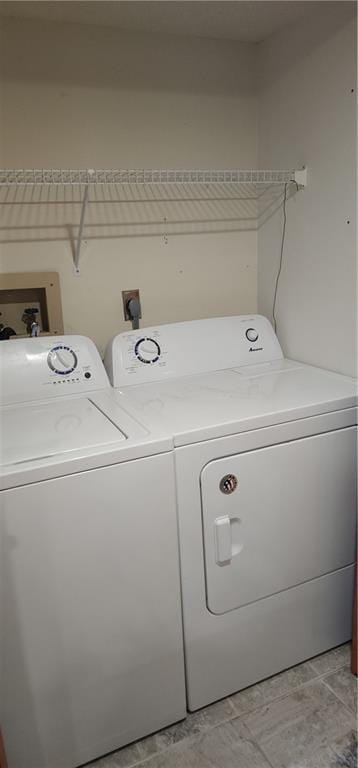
[105,315,283,387]
[0,335,109,405]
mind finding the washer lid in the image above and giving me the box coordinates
[0,397,126,467]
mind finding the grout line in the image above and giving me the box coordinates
[248,737,277,768]
[111,734,200,768]
[88,651,351,767]
[229,665,351,720]
[119,715,278,768]
[125,672,330,767]
[306,661,350,680]
[308,661,348,675]
[123,662,354,767]
[320,676,355,714]
[308,647,351,677]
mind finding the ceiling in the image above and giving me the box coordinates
[0,1,348,43]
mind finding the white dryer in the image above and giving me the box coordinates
[0,336,186,768]
[105,315,358,711]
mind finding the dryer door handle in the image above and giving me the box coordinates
[214,516,232,565]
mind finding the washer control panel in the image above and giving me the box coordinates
[0,335,109,405]
[105,315,283,387]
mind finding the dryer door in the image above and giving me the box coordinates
[201,427,357,615]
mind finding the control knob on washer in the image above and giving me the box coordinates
[48,345,78,375]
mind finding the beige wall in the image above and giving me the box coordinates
[0,17,257,354]
[257,3,357,377]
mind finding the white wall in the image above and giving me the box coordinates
[257,3,357,377]
[2,9,356,367]
[0,17,257,354]
[0,21,4,272]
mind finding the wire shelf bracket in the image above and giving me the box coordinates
[74,183,89,273]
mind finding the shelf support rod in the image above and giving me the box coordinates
[74,183,89,272]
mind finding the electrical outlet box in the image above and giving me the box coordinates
[122,289,142,321]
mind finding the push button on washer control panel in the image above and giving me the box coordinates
[245,328,259,343]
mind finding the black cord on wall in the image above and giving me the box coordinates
[272,182,288,334]
[272,181,299,334]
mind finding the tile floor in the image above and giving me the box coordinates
[85,644,357,768]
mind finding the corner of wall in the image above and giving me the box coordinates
[257,3,357,376]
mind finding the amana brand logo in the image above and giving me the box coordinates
[249,346,263,352]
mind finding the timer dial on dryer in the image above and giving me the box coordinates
[47,345,78,375]
[135,337,161,364]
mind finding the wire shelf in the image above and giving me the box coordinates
[0,167,306,272]
[0,168,297,187]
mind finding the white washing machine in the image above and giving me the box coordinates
[105,314,358,711]
[0,336,186,768]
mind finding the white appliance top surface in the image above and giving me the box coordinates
[0,389,172,490]
[0,334,173,489]
[116,359,358,445]
[0,396,126,467]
